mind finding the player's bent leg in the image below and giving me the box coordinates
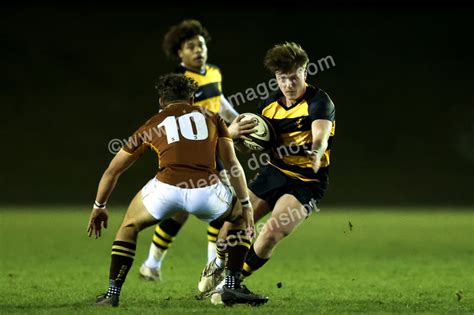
[194,182,268,305]
[208,191,271,284]
[204,163,230,263]
[238,190,271,278]
[254,194,307,257]
[243,194,307,278]
[97,191,159,307]
[197,200,240,294]
[140,212,189,281]
[138,177,192,281]
[199,220,225,293]
[115,191,159,241]
[221,210,268,305]
[205,203,268,305]
[198,192,245,291]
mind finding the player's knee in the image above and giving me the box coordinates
[120,219,142,234]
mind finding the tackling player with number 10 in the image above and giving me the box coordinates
[87,74,267,307]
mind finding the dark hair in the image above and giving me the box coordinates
[155,73,198,102]
[263,42,309,73]
[162,19,211,59]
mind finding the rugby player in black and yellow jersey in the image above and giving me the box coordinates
[198,42,335,297]
[242,42,335,278]
[139,20,257,281]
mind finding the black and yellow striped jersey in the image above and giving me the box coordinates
[175,64,222,113]
[257,85,336,183]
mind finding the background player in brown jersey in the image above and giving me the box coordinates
[139,20,256,281]
[87,74,267,307]
[198,42,336,298]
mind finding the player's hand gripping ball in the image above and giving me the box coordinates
[239,113,276,152]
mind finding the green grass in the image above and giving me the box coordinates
[1,207,473,314]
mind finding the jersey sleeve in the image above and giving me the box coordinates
[216,114,231,140]
[122,124,149,156]
[308,90,336,122]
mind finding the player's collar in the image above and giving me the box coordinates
[162,101,191,110]
[180,63,207,75]
[277,85,311,110]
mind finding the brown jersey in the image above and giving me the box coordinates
[122,103,232,188]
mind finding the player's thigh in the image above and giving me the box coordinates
[249,165,288,221]
[118,191,159,233]
[263,194,307,237]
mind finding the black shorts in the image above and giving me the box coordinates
[248,165,328,214]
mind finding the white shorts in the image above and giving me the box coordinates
[141,177,234,223]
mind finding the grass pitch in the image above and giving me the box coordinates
[0,207,473,314]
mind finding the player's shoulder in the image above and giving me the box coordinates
[306,85,336,121]
[257,89,283,114]
[206,63,222,78]
[306,85,335,108]
[127,113,161,143]
[206,63,221,72]
[141,112,163,128]
[162,103,219,121]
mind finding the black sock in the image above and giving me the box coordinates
[242,244,269,278]
[106,279,121,297]
[107,241,136,297]
[153,218,183,250]
[225,230,251,289]
[225,270,242,289]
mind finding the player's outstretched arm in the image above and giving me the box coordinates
[87,149,139,238]
[307,120,333,174]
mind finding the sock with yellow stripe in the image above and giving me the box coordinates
[224,230,252,289]
[207,221,223,263]
[242,244,269,278]
[144,219,182,269]
[108,241,136,297]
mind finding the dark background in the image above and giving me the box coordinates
[1,3,473,206]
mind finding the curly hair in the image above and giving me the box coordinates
[155,73,198,102]
[162,19,211,59]
[263,42,309,73]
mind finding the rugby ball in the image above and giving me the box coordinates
[239,113,275,152]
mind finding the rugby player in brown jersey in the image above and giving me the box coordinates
[87,74,267,307]
[139,20,257,281]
